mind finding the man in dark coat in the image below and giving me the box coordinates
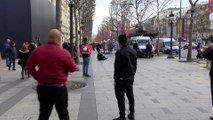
[133,42,139,52]
[113,35,137,120]
[202,43,213,120]
[146,41,152,58]
[8,41,17,70]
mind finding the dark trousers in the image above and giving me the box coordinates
[211,79,213,106]
[8,58,15,70]
[37,85,69,120]
[146,50,152,58]
[115,82,135,118]
[5,54,9,66]
[21,66,29,78]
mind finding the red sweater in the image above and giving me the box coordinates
[26,42,77,84]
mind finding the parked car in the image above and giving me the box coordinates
[155,38,179,54]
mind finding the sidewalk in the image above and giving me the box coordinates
[0,60,84,120]
[92,52,212,120]
[0,53,212,120]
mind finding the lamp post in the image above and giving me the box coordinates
[68,0,74,57]
[179,0,182,60]
[168,11,175,59]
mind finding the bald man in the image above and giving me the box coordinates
[27,29,77,120]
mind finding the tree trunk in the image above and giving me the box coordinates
[187,11,194,62]
[74,6,79,64]
[78,9,82,45]
[56,0,62,31]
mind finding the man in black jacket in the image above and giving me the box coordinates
[146,41,152,58]
[113,35,137,120]
[203,43,213,120]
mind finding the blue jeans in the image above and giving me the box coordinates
[5,54,9,66]
[83,57,90,75]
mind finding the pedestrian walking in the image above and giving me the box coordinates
[114,41,120,51]
[196,42,202,59]
[202,43,213,120]
[108,40,114,53]
[133,41,139,52]
[8,41,17,71]
[18,45,30,80]
[146,41,152,58]
[113,35,137,120]
[26,29,77,120]
[3,39,11,66]
[28,42,37,53]
[96,43,101,53]
[80,38,92,77]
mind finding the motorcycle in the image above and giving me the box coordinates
[197,47,205,59]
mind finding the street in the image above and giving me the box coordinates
[0,52,212,120]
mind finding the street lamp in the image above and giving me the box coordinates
[168,11,175,59]
[68,0,74,57]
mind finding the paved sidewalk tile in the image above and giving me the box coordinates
[92,53,213,120]
[0,60,83,120]
[0,93,81,120]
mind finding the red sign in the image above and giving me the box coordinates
[209,0,213,20]
[118,21,123,36]
[209,0,213,13]
[126,21,130,36]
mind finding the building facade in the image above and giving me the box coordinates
[0,0,56,58]
[48,0,71,42]
[144,2,211,42]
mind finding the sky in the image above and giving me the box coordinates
[92,0,208,35]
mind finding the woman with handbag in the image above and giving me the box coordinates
[18,45,30,80]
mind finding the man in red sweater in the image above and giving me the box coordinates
[26,29,77,120]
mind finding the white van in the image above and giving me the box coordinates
[158,38,179,54]
[130,36,154,57]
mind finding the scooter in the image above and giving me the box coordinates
[197,47,205,59]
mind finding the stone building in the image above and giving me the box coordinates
[0,0,56,58]
[48,0,71,42]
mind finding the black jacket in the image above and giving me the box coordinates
[133,43,139,51]
[203,47,213,78]
[146,44,152,51]
[114,46,137,84]
[8,46,17,59]
[18,50,30,67]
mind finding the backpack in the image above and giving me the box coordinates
[80,44,92,54]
